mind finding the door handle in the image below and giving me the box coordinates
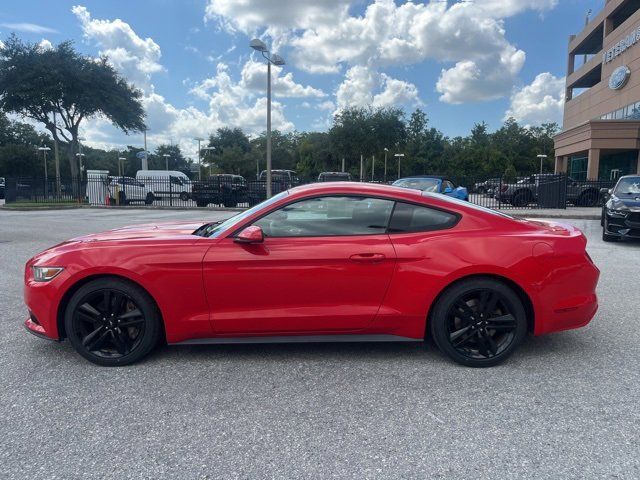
[349,253,386,263]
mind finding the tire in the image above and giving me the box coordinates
[511,191,531,207]
[64,278,162,366]
[602,218,618,242]
[223,195,237,208]
[179,192,189,202]
[477,186,485,195]
[430,278,528,368]
[144,192,155,205]
[577,190,598,207]
[600,208,605,227]
[196,199,208,208]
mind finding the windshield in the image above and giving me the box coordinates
[205,190,289,238]
[614,177,640,196]
[393,178,440,192]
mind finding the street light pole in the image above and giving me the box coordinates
[371,155,375,181]
[38,146,51,198]
[537,154,548,174]
[250,39,285,199]
[162,154,170,170]
[194,137,204,180]
[384,148,388,183]
[118,157,126,177]
[394,153,405,179]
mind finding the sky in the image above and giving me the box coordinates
[0,0,604,159]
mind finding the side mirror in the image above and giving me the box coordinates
[443,187,453,194]
[600,188,611,196]
[235,225,264,244]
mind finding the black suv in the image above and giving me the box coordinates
[192,174,247,208]
[601,175,640,242]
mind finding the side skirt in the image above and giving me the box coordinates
[170,334,423,346]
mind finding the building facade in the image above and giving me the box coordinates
[555,0,640,180]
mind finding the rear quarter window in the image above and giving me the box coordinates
[388,202,458,233]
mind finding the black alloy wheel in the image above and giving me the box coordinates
[65,278,161,366]
[511,191,531,207]
[180,192,189,202]
[145,192,155,205]
[430,279,527,367]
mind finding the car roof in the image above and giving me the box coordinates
[288,181,426,199]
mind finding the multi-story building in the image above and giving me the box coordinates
[555,0,640,180]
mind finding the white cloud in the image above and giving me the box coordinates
[38,39,53,51]
[240,58,326,98]
[207,0,559,105]
[504,72,565,125]
[70,6,294,160]
[0,22,58,34]
[436,46,526,104]
[204,0,349,35]
[72,5,163,92]
[335,66,420,110]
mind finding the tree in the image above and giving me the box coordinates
[0,35,145,177]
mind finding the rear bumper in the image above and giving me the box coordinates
[533,257,600,336]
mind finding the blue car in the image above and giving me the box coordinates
[392,176,469,201]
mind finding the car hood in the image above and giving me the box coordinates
[71,221,209,242]
[612,195,640,209]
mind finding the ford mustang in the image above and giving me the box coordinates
[24,182,599,367]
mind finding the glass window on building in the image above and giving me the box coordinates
[569,154,588,181]
[599,151,638,180]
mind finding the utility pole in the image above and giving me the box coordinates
[371,155,375,181]
[52,112,61,195]
[360,154,364,182]
[142,129,149,170]
[342,158,345,173]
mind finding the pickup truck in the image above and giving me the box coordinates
[495,174,604,207]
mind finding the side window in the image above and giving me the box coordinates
[253,196,394,237]
[170,176,182,185]
[388,202,458,233]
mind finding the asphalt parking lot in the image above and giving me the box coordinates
[1,208,639,479]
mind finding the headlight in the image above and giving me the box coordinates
[32,266,64,282]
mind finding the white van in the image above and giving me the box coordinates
[135,170,192,201]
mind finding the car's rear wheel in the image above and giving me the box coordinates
[430,278,527,367]
[144,192,155,205]
[179,192,189,202]
[64,278,162,366]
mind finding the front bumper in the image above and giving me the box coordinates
[24,317,59,341]
[604,211,640,238]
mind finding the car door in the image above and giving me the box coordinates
[202,195,397,334]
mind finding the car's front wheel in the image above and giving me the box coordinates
[430,278,527,367]
[64,278,162,366]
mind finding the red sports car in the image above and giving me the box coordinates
[24,182,599,367]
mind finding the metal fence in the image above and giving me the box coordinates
[3,173,615,210]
